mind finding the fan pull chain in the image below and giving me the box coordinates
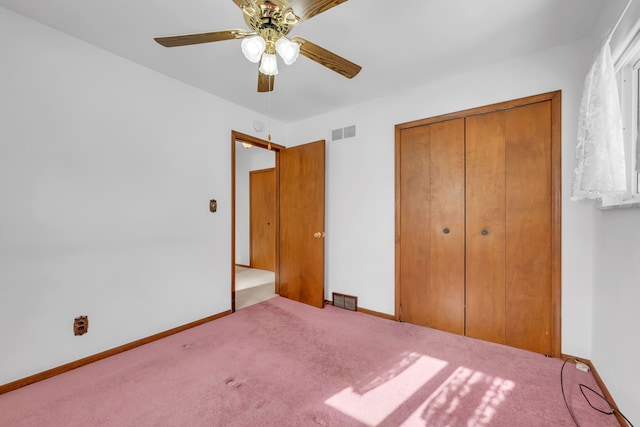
[267,72,272,150]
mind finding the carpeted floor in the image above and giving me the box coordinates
[0,297,621,426]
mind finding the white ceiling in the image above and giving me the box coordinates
[0,0,605,123]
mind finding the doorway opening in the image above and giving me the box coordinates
[232,131,284,312]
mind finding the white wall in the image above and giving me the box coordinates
[0,7,284,384]
[592,208,640,423]
[235,143,275,266]
[590,0,640,422]
[287,38,596,358]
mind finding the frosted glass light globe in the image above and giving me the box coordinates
[259,53,279,75]
[275,37,300,65]
[241,36,266,63]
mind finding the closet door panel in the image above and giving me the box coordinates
[398,126,431,326]
[428,119,465,334]
[505,102,552,354]
[465,112,506,344]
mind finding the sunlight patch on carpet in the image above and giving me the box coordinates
[401,366,515,426]
[324,353,448,426]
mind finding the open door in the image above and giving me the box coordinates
[279,140,326,308]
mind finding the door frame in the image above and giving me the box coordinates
[231,131,285,312]
[394,91,562,357]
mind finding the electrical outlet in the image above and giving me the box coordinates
[74,315,88,336]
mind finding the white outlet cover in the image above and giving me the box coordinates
[575,361,590,372]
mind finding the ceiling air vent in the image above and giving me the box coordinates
[332,292,358,311]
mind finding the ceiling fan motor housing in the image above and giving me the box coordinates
[244,0,297,49]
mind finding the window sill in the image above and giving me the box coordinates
[598,195,640,209]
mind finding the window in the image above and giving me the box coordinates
[611,33,640,207]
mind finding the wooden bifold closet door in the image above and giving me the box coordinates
[398,119,466,335]
[395,92,560,357]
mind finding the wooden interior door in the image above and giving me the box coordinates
[398,125,431,326]
[465,103,552,354]
[428,119,466,334]
[504,101,552,355]
[279,140,325,308]
[465,111,508,344]
[250,168,276,271]
[398,119,465,334]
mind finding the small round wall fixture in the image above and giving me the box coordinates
[253,120,265,132]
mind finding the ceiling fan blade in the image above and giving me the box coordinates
[292,36,361,79]
[288,0,348,21]
[258,71,275,92]
[154,29,251,47]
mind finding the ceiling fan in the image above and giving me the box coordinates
[154,0,362,92]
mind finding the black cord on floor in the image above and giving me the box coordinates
[561,358,581,427]
[560,357,635,427]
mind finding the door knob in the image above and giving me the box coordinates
[314,232,325,238]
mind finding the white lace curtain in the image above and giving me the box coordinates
[570,40,627,201]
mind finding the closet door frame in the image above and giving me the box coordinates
[394,90,562,357]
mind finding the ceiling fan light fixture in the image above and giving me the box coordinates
[154,0,363,91]
[259,53,279,75]
[241,35,266,63]
[275,37,300,65]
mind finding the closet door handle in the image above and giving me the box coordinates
[481,229,489,236]
[443,228,450,234]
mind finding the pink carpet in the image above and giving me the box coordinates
[0,297,620,426]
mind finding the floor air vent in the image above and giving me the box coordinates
[332,292,358,311]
